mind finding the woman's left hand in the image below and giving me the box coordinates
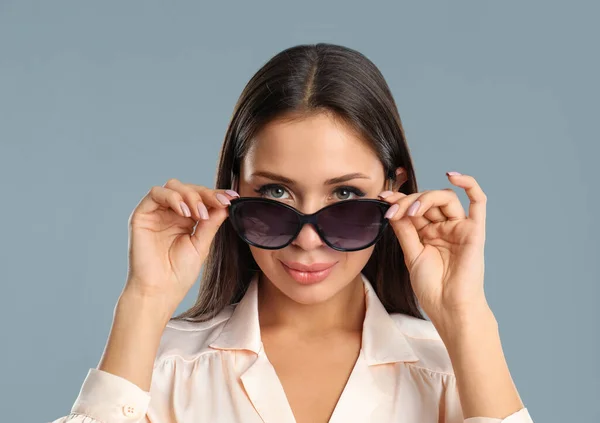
[380,172,490,327]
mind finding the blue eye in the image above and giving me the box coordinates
[255,184,290,199]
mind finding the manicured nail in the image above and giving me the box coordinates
[197,202,209,220]
[378,191,394,198]
[407,201,421,217]
[384,204,399,219]
[216,193,231,206]
[225,190,240,198]
[446,171,462,176]
[180,201,192,217]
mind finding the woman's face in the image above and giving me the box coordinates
[238,112,388,305]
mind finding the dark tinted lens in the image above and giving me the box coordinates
[232,200,299,248]
[318,201,384,249]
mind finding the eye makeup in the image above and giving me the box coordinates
[254,183,366,201]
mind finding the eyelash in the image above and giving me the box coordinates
[254,184,366,201]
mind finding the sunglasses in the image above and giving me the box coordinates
[228,197,392,252]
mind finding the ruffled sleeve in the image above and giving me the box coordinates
[464,409,534,423]
[49,368,151,423]
[442,372,534,423]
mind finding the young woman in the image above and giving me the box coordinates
[51,43,533,423]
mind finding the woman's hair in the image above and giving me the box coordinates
[173,43,425,322]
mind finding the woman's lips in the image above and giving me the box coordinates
[280,261,337,285]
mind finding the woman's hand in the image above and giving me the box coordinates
[379,172,489,328]
[124,178,239,314]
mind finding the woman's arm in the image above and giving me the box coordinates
[49,290,171,423]
[98,289,172,391]
[434,302,525,420]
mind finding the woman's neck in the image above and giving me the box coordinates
[257,272,366,339]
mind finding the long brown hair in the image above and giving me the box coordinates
[173,43,425,322]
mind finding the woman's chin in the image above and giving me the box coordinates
[275,272,342,305]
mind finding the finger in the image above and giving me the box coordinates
[374,191,423,267]
[164,179,239,219]
[410,206,448,232]
[446,172,487,224]
[162,181,236,254]
[162,179,209,221]
[380,192,425,223]
[186,184,240,210]
[378,191,433,231]
[161,180,209,221]
[135,185,193,218]
[190,205,229,257]
[422,206,447,223]
[388,212,424,270]
[379,190,447,224]
[407,188,466,221]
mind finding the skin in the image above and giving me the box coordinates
[237,111,524,419]
[238,111,387,336]
[97,110,524,421]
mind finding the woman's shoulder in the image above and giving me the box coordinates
[388,312,441,340]
[153,304,236,365]
[388,312,455,376]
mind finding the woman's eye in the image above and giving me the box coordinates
[256,185,290,199]
[335,189,353,200]
[334,187,365,200]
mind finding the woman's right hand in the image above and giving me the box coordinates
[123,178,239,314]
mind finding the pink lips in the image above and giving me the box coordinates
[280,260,337,285]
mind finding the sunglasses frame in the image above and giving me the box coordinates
[228,197,393,252]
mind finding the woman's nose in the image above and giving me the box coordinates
[291,223,324,250]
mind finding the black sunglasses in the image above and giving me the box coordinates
[228,197,392,252]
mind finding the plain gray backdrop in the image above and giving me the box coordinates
[1,1,598,422]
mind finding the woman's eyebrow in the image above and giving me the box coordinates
[250,171,370,185]
[325,173,371,185]
[251,171,295,184]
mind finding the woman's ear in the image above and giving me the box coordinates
[393,167,408,191]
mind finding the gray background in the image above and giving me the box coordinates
[1,1,598,422]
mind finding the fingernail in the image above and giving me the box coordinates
[225,190,240,198]
[384,204,399,219]
[197,203,209,220]
[379,191,394,198]
[216,193,231,206]
[407,201,420,217]
[180,202,192,217]
[446,171,462,176]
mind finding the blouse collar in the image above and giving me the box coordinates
[209,273,420,365]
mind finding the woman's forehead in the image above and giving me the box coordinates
[241,114,383,181]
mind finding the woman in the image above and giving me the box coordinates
[51,43,533,423]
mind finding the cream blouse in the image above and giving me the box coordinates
[51,274,533,423]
